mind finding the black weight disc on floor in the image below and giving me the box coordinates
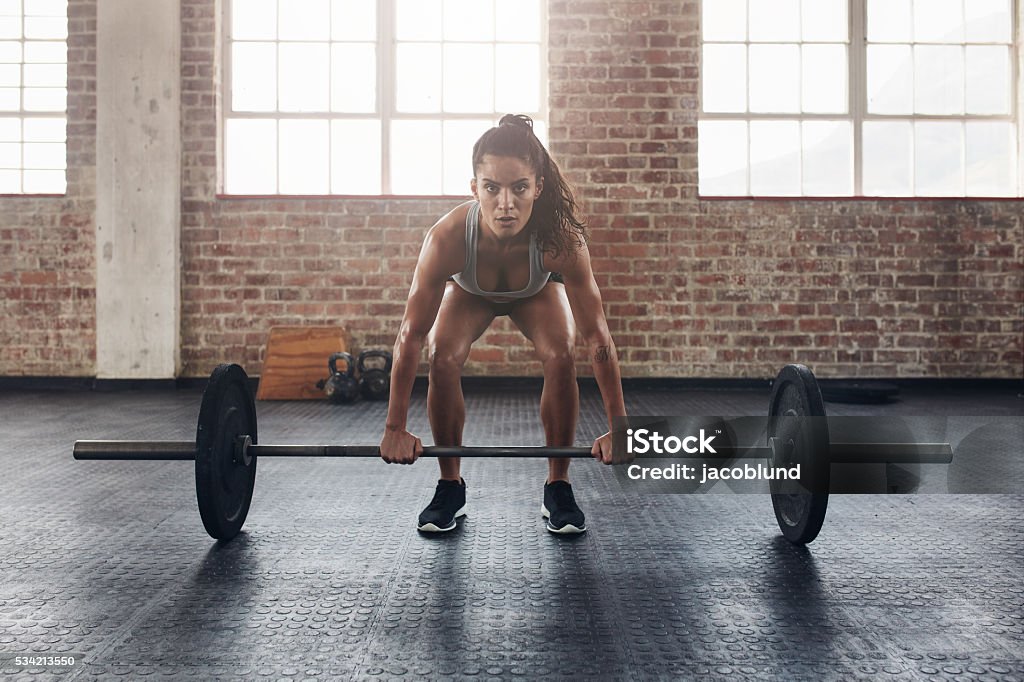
[768,364,830,544]
[195,363,258,541]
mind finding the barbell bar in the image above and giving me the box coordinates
[73,440,953,463]
[71,363,953,545]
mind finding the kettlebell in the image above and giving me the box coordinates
[357,349,392,401]
[317,352,360,403]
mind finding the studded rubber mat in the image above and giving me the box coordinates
[0,383,1022,680]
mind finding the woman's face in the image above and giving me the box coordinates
[471,154,544,242]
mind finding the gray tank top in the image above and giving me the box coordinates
[451,201,551,299]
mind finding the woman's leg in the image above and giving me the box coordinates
[427,283,496,480]
[508,282,578,483]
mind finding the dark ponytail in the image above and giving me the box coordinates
[472,115,587,260]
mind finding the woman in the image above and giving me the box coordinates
[379,114,628,534]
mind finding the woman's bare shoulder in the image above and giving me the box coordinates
[427,200,473,244]
[419,200,474,275]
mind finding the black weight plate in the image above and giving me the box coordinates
[195,364,258,541]
[768,364,830,544]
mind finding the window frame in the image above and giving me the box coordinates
[219,0,549,198]
[698,0,1023,198]
[0,1,69,196]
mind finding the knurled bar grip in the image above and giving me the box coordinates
[72,440,954,464]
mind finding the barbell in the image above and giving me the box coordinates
[72,363,952,544]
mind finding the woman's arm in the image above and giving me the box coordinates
[553,244,628,462]
[380,210,466,463]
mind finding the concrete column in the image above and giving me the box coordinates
[95,1,181,378]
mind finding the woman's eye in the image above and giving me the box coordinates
[515,185,527,193]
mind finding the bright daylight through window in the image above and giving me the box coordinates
[0,0,68,195]
[224,0,546,196]
[698,0,1019,197]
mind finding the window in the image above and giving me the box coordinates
[223,0,547,196]
[699,0,1020,197]
[0,0,68,194]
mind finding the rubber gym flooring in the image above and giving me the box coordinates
[1,382,1022,680]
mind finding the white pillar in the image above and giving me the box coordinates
[95,0,181,378]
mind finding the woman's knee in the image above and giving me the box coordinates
[538,344,577,377]
[429,347,468,378]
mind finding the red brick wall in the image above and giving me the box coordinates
[542,1,1021,379]
[2,0,1021,379]
[0,0,96,376]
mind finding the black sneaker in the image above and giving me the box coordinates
[542,480,586,534]
[417,478,467,532]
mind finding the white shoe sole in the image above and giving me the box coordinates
[417,505,467,533]
[541,503,587,534]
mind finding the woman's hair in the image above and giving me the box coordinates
[472,114,587,259]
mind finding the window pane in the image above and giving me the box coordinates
[702,0,746,41]
[232,42,277,112]
[749,0,800,42]
[396,0,442,40]
[863,121,912,196]
[26,0,67,16]
[24,17,67,40]
[0,0,16,13]
[396,43,441,112]
[23,117,64,141]
[531,119,547,146]
[913,0,962,42]
[331,119,381,194]
[750,120,800,195]
[391,119,442,194]
[867,44,912,114]
[867,0,911,42]
[232,0,277,40]
[801,0,847,42]
[23,141,64,168]
[278,42,329,111]
[0,87,18,109]
[23,63,66,87]
[23,169,63,192]
[0,141,18,166]
[801,44,846,113]
[279,119,329,194]
[702,44,746,113]
[495,0,541,42]
[495,44,539,112]
[0,63,17,87]
[749,45,799,113]
[965,46,1010,115]
[24,41,65,63]
[444,44,492,112]
[698,120,747,195]
[0,17,19,39]
[331,0,376,41]
[0,169,18,191]
[965,122,1015,197]
[0,117,18,141]
[443,119,491,195]
[914,45,963,115]
[278,0,329,41]
[225,118,277,193]
[444,0,493,41]
[23,87,65,111]
[965,0,1012,42]
[0,41,21,62]
[802,121,851,195]
[915,121,963,196]
[331,43,375,112]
